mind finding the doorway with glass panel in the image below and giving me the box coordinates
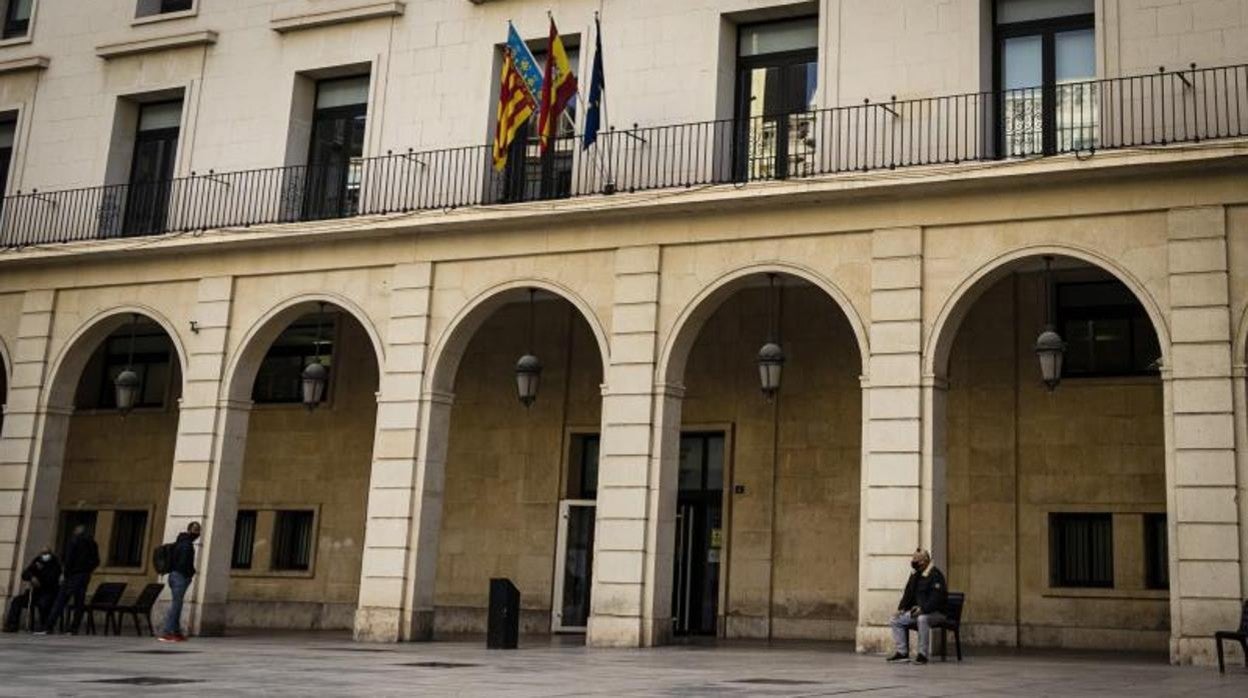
[995,0,1096,156]
[672,431,726,637]
[734,18,818,181]
[553,433,599,633]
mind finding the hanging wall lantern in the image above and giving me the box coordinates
[1035,256,1066,391]
[757,274,785,399]
[302,303,329,410]
[114,314,141,416]
[516,289,542,408]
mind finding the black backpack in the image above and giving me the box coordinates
[153,543,175,575]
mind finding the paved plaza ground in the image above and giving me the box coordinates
[0,631,1244,696]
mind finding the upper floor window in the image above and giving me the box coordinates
[76,321,175,410]
[996,0,1095,156]
[1,0,31,40]
[253,314,336,404]
[0,116,16,199]
[735,17,818,180]
[498,39,579,204]
[302,76,368,221]
[124,100,182,237]
[1056,281,1160,377]
[136,0,193,18]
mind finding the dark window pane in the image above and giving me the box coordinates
[1057,281,1158,377]
[231,510,257,570]
[569,434,599,499]
[252,316,335,404]
[2,0,31,39]
[1049,512,1113,588]
[58,510,98,560]
[87,326,173,409]
[108,510,148,568]
[272,510,315,571]
[160,0,193,13]
[1144,513,1168,590]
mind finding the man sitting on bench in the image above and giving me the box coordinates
[886,548,948,665]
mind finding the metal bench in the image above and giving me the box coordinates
[1215,599,1248,674]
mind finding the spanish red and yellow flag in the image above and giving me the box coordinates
[538,17,578,155]
[493,25,540,171]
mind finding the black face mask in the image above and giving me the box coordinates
[911,560,924,571]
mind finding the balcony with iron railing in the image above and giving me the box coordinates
[2,63,1246,249]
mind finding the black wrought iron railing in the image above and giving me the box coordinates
[2,63,1245,248]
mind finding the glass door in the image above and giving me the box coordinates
[671,432,725,636]
[552,499,596,632]
[303,76,368,221]
[123,101,181,237]
[735,18,818,181]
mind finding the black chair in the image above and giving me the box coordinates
[108,583,164,637]
[908,592,966,662]
[78,582,127,636]
[1215,599,1248,674]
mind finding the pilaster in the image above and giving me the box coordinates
[0,289,54,604]
[1164,206,1243,665]
[857,226,925,653]
[588,245,662,648]
[358,261,434,642]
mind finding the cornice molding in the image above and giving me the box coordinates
[271,1,405,33]
[96,30,218,60]
[0,56,49,75]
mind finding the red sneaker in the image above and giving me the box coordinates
[173,633,188,642]
[157,634,176,643]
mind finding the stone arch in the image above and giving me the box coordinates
[658,262,870,387]
[925,244,1171,379]
[222,292,385,403]
[0,333,11,386]
[425,278,611,395]
[1235,303,1248,366]
[42,305,189,410]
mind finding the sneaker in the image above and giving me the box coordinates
[173,633,188,642]
[914,654,928,665]
[885,652,909,662]
[157,634,176,643]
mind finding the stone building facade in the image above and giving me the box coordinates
[0,0,1246,667]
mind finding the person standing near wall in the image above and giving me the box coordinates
[47,525,99,635]
[159,522,200,642]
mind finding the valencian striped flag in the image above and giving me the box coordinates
[537,17,578,155]
[493,24,543,171]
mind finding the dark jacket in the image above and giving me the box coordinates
[898,565,948,615]
[62,534,100,576]
[21,555,62,596]
[171,532,197,578]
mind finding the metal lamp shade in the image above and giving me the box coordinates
[1035,328,1066,391]
[301,361,328,410]
[515,354,542,407]
[114,368,141,415]
[757,342,785,397]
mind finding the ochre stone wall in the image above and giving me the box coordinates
[435,299,604,634]
[226,315,378,630]
[946,271,1168,650]
[56,354,182,587]
[681,284,863,641]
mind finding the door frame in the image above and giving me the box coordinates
[551,498,596,633]
[674,423,734,637]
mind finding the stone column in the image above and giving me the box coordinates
[857,226,925,653]
[0,289,55,605]
[1165,206,1244,665]
[356,262,435,642]
[165,276,242,635]
[588,245,664,648]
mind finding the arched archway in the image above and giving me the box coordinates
[926,252,1170,653]
[19,310,186,626]
[0,336,9,438]
[649,267,866,643]
[414,283,608,638]
[213,297,383,631]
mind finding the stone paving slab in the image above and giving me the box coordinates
[0,632,1243,697]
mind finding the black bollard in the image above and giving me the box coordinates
[487,578,520,649]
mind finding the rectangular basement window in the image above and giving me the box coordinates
[108,510,149,568]
[1049,512,1113,588]
[271,510,315,571]
[1143,513,1168,591]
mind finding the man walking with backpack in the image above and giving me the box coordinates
[158,521,200,642]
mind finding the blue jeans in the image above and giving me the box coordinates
[162,572,190,636]
[890,611,946,656]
